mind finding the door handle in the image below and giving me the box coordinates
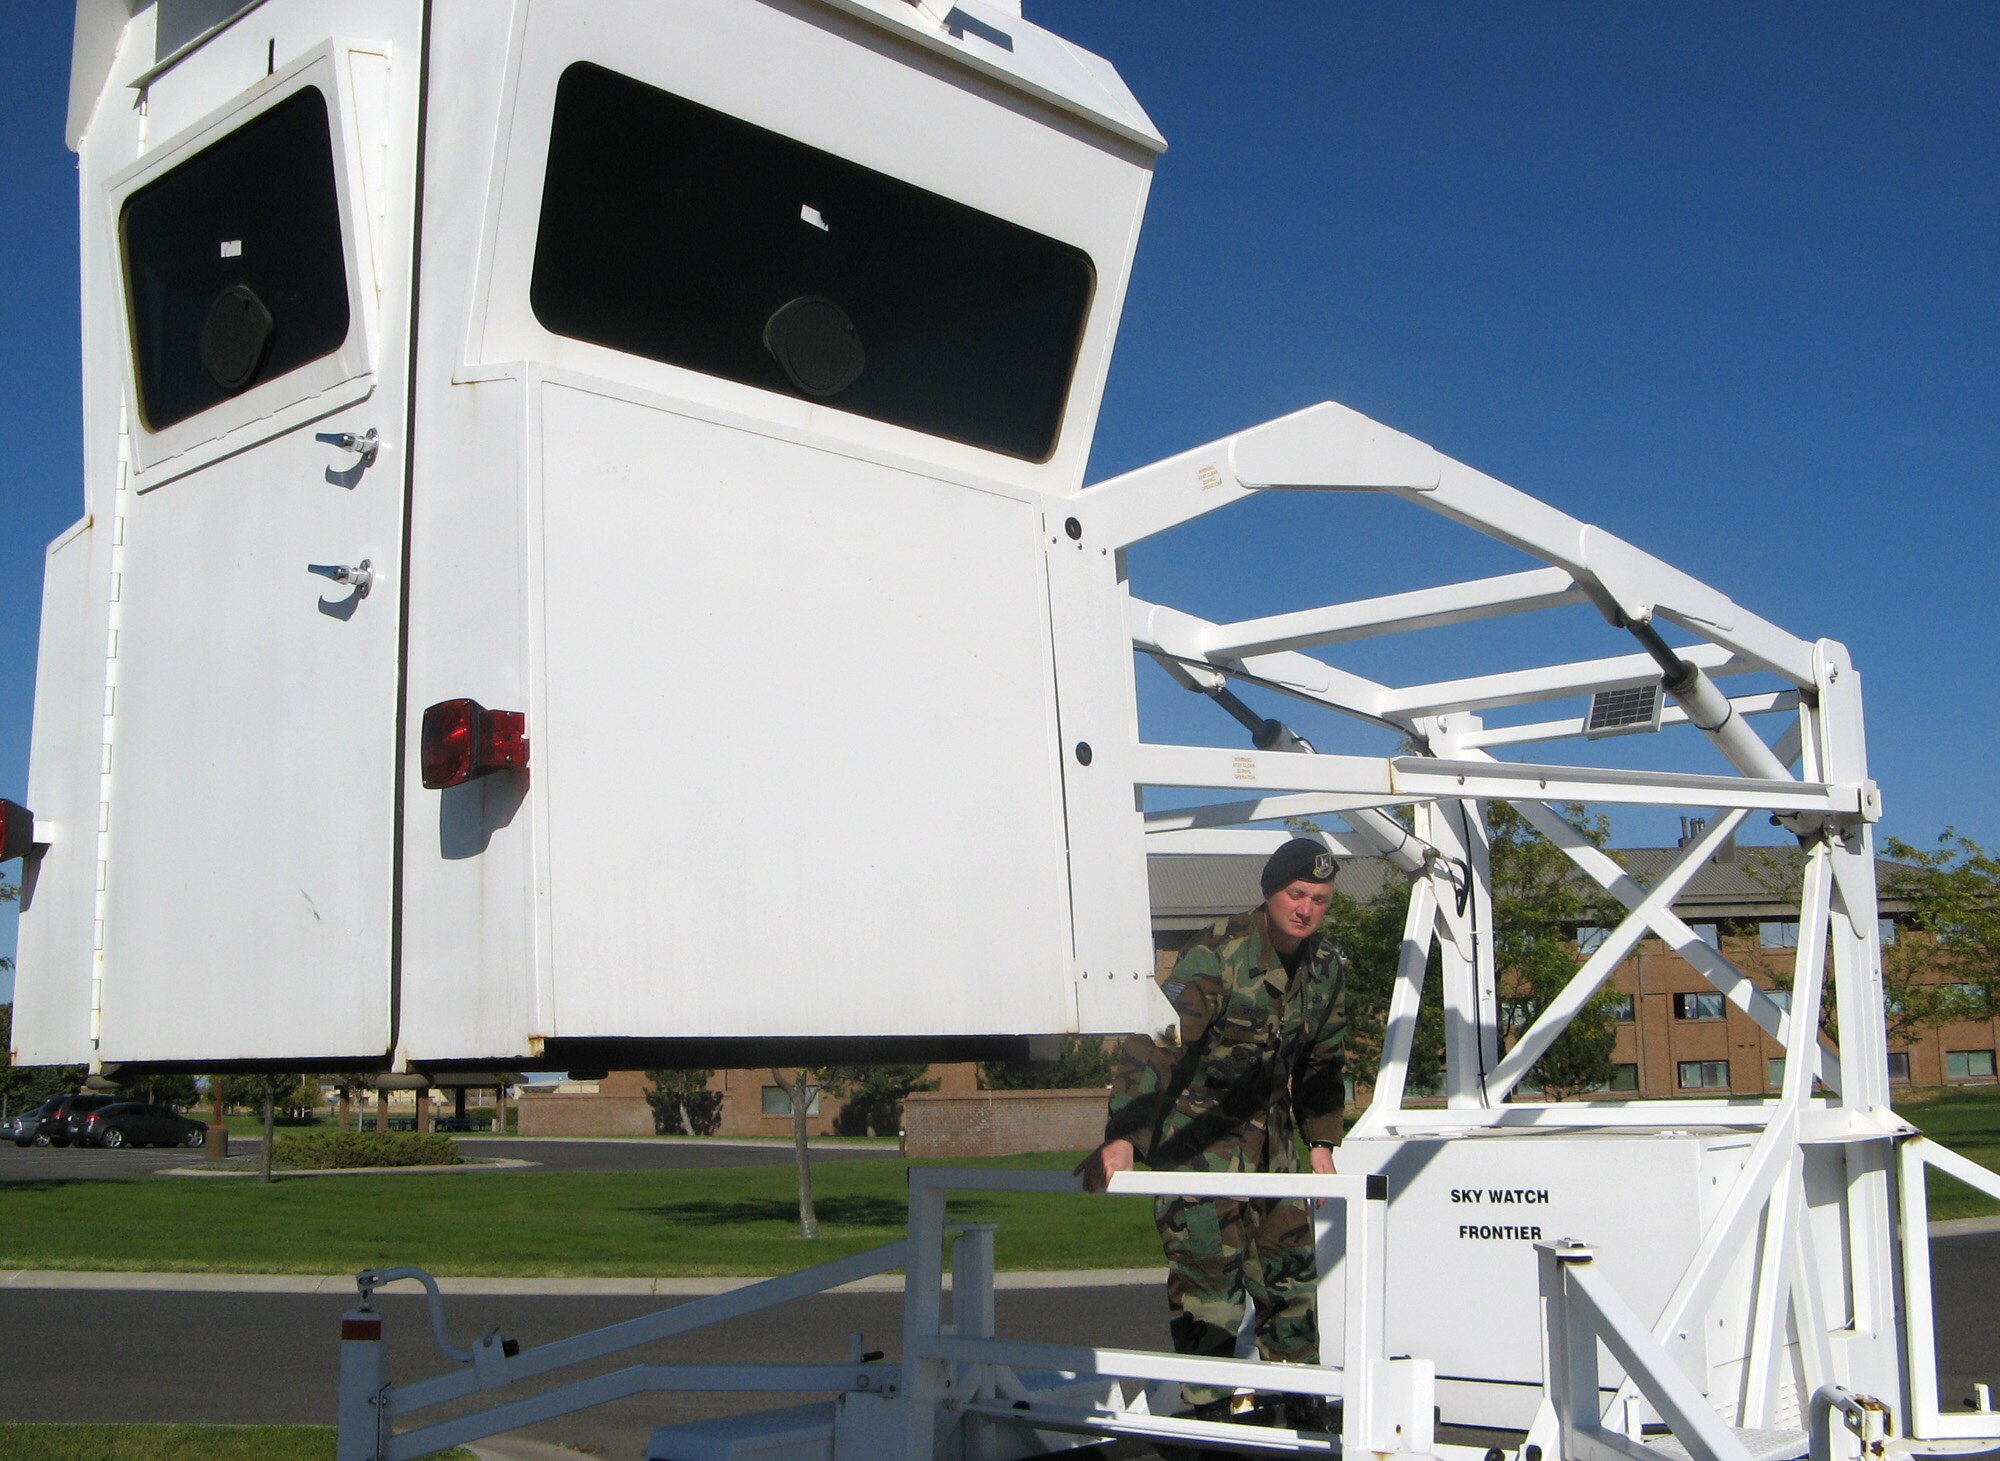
[308,560,375,597]
[315,427,380,468]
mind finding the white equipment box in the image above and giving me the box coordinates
[1340,1130,1850,1432]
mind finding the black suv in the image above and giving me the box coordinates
[37,1095,120,1147]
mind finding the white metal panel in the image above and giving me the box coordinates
[390,5,543,1065]
[1339,1133,1734,1426]
[1044,519,1168,1035]
[465,0,1153,497]
[11,518,110,1065]
[530,380,1076,1040]
[86,4,423,1063]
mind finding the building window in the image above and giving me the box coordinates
[1767,1057,1785,1088]
[120,85,352,430]
[1690,923,1720,949]
[1607,1063,1639,1092]
[1944,1050,1997,1081]
[1767,989,1792,1014]
[761,1084,822,1117]
[1887,1052,1911,1083]
[1760,921,1800,949]
[1878,918,1898,948]
[1673,992,1725,1021]
[1575,926,1609,955]
[1608,992,1635,1022]
[531,62,1095,461]
[1678,1060,1730,1090]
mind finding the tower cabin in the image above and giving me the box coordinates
[18,0,1171,1073]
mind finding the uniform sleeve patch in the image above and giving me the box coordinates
[1162,978,1188,1000]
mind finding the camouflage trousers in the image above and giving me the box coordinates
[1154,1193,1318,1409]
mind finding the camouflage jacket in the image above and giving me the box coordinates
[1103,908,1345,1174]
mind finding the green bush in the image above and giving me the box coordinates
[273,1131,460,1170]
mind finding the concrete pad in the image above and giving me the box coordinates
[467,1438,597,1460]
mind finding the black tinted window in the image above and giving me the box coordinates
[121,86,351,430]
[531,63,1094,461]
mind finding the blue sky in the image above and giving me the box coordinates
[2,2,1996,995]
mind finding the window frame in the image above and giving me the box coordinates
[760,1083,823,1117]
[1759,920,1801,950]
[1677,1059,1730,1091]
[1673,991,1726,1021]
[1944,1049,1996,1082]
[526,60,1097,464]
[107,45,381,488]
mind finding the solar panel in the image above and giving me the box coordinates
[1584,681,1662,738]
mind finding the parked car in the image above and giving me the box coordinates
[37,1094,119,1147]
[77,1102,208,1149]
[6,1099,64,1146]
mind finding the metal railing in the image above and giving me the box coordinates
[334,1164,1415,1461]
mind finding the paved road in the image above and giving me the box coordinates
[0,1135,894,1183]
[4,1236,1996,1458]
[0,1283,1155,1456]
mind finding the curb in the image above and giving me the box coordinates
[159,1157,541,1179]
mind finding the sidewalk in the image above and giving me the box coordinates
[0,1266,1167,1295]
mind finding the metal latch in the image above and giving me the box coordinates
[315,428,380,468]
[309,560,375,597]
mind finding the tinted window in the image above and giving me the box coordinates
[121,86,351,429]
[531,63,1094,461]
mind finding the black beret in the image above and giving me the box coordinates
[1261,837,1338,895]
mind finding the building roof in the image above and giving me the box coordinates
[1148,843,1911,928]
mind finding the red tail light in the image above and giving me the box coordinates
[420,700,529,790]
[0,799,32,862]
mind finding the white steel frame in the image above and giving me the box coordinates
[332,398,1995,1460]
[1084,398,1989,1456]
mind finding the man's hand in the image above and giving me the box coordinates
[1073,1138,1134,1193]
[1309,1144,1337,1176]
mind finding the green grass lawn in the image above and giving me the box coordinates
[0,1424,469,1460]
[10,1091,1996,1279]
[1892,1084,2000,1220]
[0,1151,1160,1277]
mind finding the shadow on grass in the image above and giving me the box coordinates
[629,1194,1007,1229]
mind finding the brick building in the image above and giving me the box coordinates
[518,1063,984,1138]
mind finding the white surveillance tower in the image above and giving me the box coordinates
[11,2,1996,1459]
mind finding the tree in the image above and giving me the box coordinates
[1881,830,1999,1034]
[770,1067,825,1239]
[1326,880,1445,1099]
[814,1064,937,1136]
[330,1073,380,1132]
[1751,833,1993,1049]
[1486,803,1624,1101]
[644,1068,722,1135]
[219,1073,317,1117]
[980,1035,1117,1091]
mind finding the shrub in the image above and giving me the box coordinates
[272,1131,460,1170]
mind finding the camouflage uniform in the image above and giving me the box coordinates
[1103,907,1346,1407]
